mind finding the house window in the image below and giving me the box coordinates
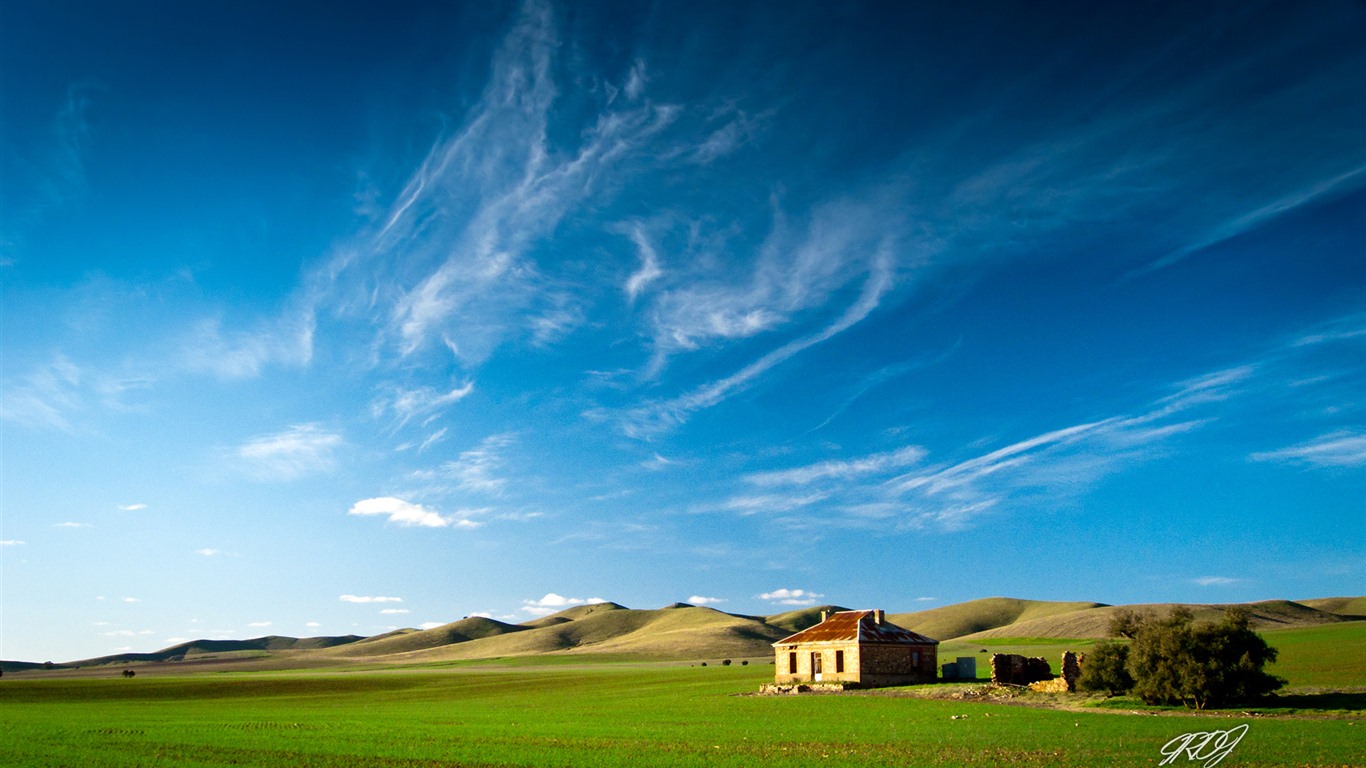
[789,652,797,674]
[834,650,845,673]
[912,651,920,666]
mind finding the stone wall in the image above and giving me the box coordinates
[989,653,1053,685]
[1023,651,1082,693]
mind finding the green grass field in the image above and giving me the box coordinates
[3,662,1362,768]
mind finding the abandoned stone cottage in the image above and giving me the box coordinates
[772,609,939,687]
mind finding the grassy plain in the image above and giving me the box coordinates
[4,661,1362,768]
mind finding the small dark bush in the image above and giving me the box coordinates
[722,659,732,666]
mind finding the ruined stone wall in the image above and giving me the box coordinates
[1023,651,1082,693]
[989,653,1053,685]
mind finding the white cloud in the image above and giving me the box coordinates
[0,540,24,546]
[445,433,516,495]
[195,548,220,557]
[55,521,91,528]
[247,621,272,628]
[746,445,927,487]
[723,493,829,515]
[418,622,445,630]
[1250,431,1366,468]
[624,224,664,303]
[347,496,478,528]
[618,247,897,437]
[122,597,141,603]
[520,593,607,616]
[339,594,403,604]
[118,503,147,511]
[305,622,321,628]
[235,423,343,481]
[687,595,724,605]
[380,608,410,615]
[375,382,474,430]
[1192,576,1241,587]
[758,588,823,606]
[180,312,314,380]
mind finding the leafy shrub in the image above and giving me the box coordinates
[1100,606,1283,709]
[1076,641,1132,695]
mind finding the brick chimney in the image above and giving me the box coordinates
[874,609,885,625]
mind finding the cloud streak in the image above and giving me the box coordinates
[235,424,343,481]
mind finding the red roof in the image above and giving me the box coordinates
[773,610,938,646]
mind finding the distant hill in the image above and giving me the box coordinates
[889,598,1106,640]
[1298,596,1366,618]
[67,635,363,666]
[324,617,526,658]
[16,595,1362,672]
[954,599,1351,641]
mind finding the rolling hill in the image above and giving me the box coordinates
[12,595,1362,673]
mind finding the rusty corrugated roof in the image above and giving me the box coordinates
[772,610,938,646]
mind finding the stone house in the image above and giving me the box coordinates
[772,609,939,687]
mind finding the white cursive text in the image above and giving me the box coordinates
[1158,723,1249,768]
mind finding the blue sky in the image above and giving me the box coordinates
[2,0,1364,663]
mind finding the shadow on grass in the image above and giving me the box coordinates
[1260,690,1366,712]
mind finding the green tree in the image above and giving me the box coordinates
[1125,606,1283,710]
[1076,641,1132,695]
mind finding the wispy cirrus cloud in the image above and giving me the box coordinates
[615,245,897,438]
[1251,432,1366,469]
[0,355,149,432]
[234,424,343,481]
[373,381,474,431]
[180,311,314,380]
[728,370,1220,532]
[746,445,926,487]
[411,433,519,497]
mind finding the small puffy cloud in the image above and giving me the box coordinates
[688,595,724,605]
[758,588,824,606]
[520,593,606,616]
[55,521,91,528]
[122,597,141,603]
[340,594,403,604]
[305,621,321,628]
[118,503,147,511]
[380,608,410,615]
[418,621,445,630]
[195,548,220,556]
[1192,576,1241,587]
[247,621,272,628]
[0,539,24,546]
[347,496,479,528]
[235,423,343,481]
[915,596,938,602]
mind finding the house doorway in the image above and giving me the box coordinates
[811,652,823,681]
